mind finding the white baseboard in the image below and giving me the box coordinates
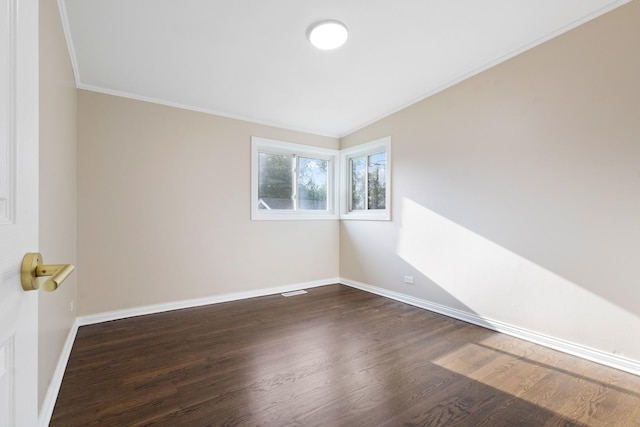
[39,318,80,427]
[40,276,640,427]
[339,277,640,377]
[77,278,339,326]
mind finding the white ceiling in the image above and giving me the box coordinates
[60,0,628,137]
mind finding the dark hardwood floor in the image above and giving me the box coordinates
[51,285,640,426]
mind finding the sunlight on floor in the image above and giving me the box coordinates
[432,334,640,424]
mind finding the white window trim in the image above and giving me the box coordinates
[339,137,391,221]
[251,137,339,220]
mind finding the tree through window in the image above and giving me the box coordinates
[252,137,338,220]
[341,137,391,220]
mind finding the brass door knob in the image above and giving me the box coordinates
[21,253,74,292]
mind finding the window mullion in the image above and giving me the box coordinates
[348,158,353,212]
[292,154,298,212]
[364,156,369,211]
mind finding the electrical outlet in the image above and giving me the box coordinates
[69,299,74,312]
[403,276,414,285]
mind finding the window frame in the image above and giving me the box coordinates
[251,136,339,220]
[340,137,391,221]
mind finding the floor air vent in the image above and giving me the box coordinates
[281,290,308,297]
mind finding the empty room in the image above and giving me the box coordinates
[1,0,639,426]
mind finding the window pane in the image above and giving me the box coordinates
[297,157,328,210]
[351,157,366,210]
[368,152,386,210]
[258,152,293,210]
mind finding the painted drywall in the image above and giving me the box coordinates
[77,91,339,315]
[38,0,78,412]
[340,1,640,361]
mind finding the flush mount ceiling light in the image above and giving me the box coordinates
[308,20,349,50]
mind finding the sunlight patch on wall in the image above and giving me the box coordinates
[396,197,639,358]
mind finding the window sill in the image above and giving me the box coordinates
[252,212,339,221]
[340,211,391,221]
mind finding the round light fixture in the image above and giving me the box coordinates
[308,20,349,50]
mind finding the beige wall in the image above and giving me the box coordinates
[38,0,78,412]
[77,91,339,315]
[341,1,640,360]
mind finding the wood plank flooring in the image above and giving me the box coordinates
[51,285,640,426]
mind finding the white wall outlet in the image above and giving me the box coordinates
[69,299,74,312]
[403,276,414,285]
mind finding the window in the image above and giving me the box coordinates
[251,136,390,221]
[251,137,338,220]
[340,137,391,220]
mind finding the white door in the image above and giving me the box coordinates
[0,0,39,426]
